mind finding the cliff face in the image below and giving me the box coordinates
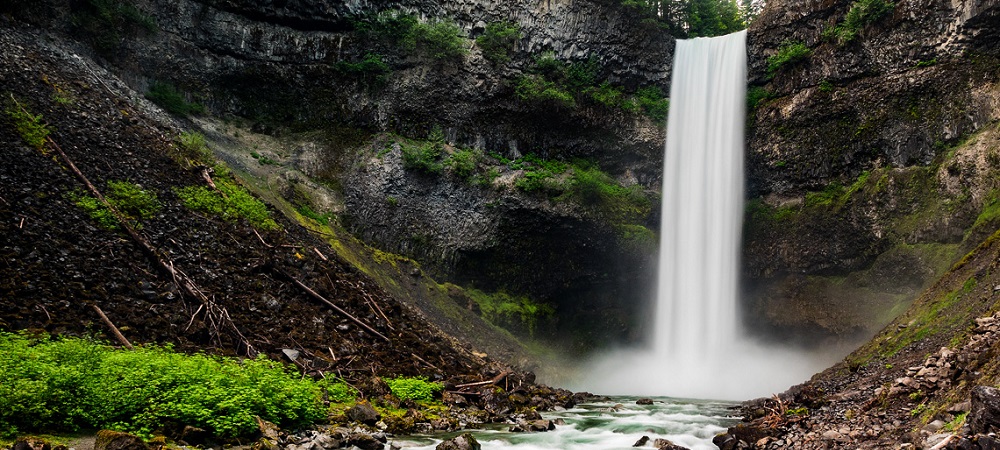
[742,0,1000,341]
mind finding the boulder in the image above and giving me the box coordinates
[633,435,650,447]
[95,430,149,450]
[636,398,654,405]
[653,438,689,450]
[344,433,383,450]
[970,386,1000,434]
[530,419,555,431]
[436,433,481,450]
[346,402,382,425]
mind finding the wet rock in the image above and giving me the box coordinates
[971,386,1000,434]
[95,430,149,450]
[633,435,650,447]
[346,402,381,425]
[13,438,53,450]
[345,433,383,450]
[530,419,555,431]
[436,433,481,450]
[652,438,688,450]
[636,398,654,405]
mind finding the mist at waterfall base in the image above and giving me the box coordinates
[572,31,839,401]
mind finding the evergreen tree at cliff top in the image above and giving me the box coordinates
[621,0,762,37]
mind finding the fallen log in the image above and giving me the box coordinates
[90,304,133,350]
[455,371,512,389]
[287,275,391,343]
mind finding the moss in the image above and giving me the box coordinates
[4,100,51,150]
[69,180,161,231]
[175,178,279,231]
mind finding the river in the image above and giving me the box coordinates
[391,396,738,450]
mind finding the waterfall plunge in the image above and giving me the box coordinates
[574,31,833,401]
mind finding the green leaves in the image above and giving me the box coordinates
[386,377,443,402]
[176,178,279,231]
[0,333,349,438]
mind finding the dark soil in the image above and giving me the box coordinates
[0,20,501,396]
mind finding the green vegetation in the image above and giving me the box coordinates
[250,151,278,166]
[0,332,347,438]
[173,131,213,164]
[823,0,896,45]
[297,205,334,226]
[818,79,834,93]
[515,74,577,108]
[405,19,468,61]
[620,0,750,38]
[4,101,51,150]
[401,126,446,174]
[625,87,670,122]
[467,289,555,336]
[476,22,521,63]
[176,178,279,231]
[334,53,392,86]
[746,86,772,110]
[767,40,811,77]
[445,148,479,179]
[515,52,668,120]
[386,377,443,402]
[802,171,871,210]
[145,81,205,117]
[971,188,1000,233]
[70,180,161,230]
[71,0,156,54]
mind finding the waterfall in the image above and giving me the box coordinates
[657,31,746,368]
[574,30,833,401]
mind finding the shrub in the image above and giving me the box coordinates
[386,377,442,402]
[446,149,478,178]
[767,41,811,76]
[174,131,213,164]
[405,19,468,60]
[627,86,670,122]
[176,178,279,230]
[401,126,446,174]
[476,21,521,63]
[70,180,161,230]
[146,81,205,117]
[586,82,625,108]
[335,53,391,86]
[0,332,336,438]
[514,75,576,108]
[4,102,51,150]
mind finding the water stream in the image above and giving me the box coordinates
[392,396,738,450]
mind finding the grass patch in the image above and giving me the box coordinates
[176,178,279,231]
[0,332,349,438]
[173,131,213,164]
[69,180,161,230]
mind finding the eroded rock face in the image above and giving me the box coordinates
[742,0,1000,341]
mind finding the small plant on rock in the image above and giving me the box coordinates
[4,101,51,150]
[476,21,521,63]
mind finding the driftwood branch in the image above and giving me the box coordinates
[90,304,133,350]
[288,275,390,343]
[455,371,512,389]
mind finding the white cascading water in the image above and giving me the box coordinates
[574,30,836,401]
